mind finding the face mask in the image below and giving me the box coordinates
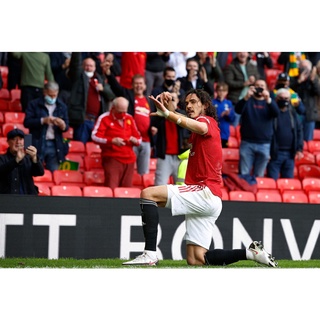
[275,83,285,89]
[164,79,175,87]
[44,95,57,105]
[85,71,94,78]
[277,99,289,109]
[114,112,126,120]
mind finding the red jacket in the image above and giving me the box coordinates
[91,112,141,163]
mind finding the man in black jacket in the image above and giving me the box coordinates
[67,52,115,144]
[0,129,44,194]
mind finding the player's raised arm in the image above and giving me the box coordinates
[149,93,208,135]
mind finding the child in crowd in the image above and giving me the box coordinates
[212,82,235,147]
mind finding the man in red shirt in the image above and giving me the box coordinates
[123,89,277,268]
[91,97,141,189]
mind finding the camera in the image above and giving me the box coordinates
[255,87,263,95]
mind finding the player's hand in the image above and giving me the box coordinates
[149,94,170,118]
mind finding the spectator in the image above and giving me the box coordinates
[145,52,171,96]
[67,52,115,144]
[216,52,236,71]
[91,97,141,189]
[271,72,305,117]
[235,79,279,177]
[249,52,273,81]
[119,52,146,89]
[166,52,195,78]
[177,57,214,97]
[267,88,304,180]
[290,59,320,141]
[6,53,22,90]
[151,66,185,109]
[0,69,2,89]
[11,52,54,112]
[23,81,69,173]
[102,55,154,175]
[0,128,44,194]
[48,52,72,106]
[277,52,307,78]
[151,91,190,185]
[192,52,224,87]
[212,82,235,148]
[224,52,260,126]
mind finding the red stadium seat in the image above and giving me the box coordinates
[132,172,143,189]
[83,186,113,197]
[308,191,320,204]
[83,170,105,186]
[282,190,308,203]
[10,88,21,101]
[265,69,282,90]
[316,154,320,167]
[85,141,102,157]
[35,182,52,196]
[4,111,25,124]
[222,161,239,175]
[142,172,155,188]
[33,169,54,186]
[302,177,320,193]
[149,158,157,172]
[229,191,255,202]
[227,136,239,148]
[307,140,320,154]
[0,111,4,124]
[62,126,74,140]
[84,155,103,171]
[0,100,9,111]
[294,151,315,166]
[222,148,239,161]
[256,190,282,202]
[113,187,141,198]
[2,123,29,136]
[0,88,10,100]
[276,178,302,193]
[313,129,320,141]
[51,185,83,197]
[255,177,277,190]
[298,164,320,179]
[68,140,86,157]
[0,137,8,154]
[53,170,85,187]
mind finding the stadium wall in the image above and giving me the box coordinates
[0,195,319,260]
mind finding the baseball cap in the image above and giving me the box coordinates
[277,72,290,81]
[7,128,25,140]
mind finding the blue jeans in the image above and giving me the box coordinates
[267,150,294,180]
[239,140,271,177]
[44,140,59,172]
[73,120,95,144]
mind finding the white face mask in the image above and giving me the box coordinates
[84,71,94,78]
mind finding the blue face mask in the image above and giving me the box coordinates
[45,95,57,105]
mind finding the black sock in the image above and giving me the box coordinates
[140,198,159,251]
[204,249,247,266]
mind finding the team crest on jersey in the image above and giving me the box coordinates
[127,119,131,125]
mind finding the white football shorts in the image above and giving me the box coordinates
[166,184,222,250]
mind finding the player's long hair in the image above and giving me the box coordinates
[184,89,218,122]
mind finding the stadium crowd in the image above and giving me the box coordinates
[1,51,320,202]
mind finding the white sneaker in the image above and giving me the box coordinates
[249,241,278,267]
[122,252,159,266]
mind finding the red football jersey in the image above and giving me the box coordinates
[185,116,222,198]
